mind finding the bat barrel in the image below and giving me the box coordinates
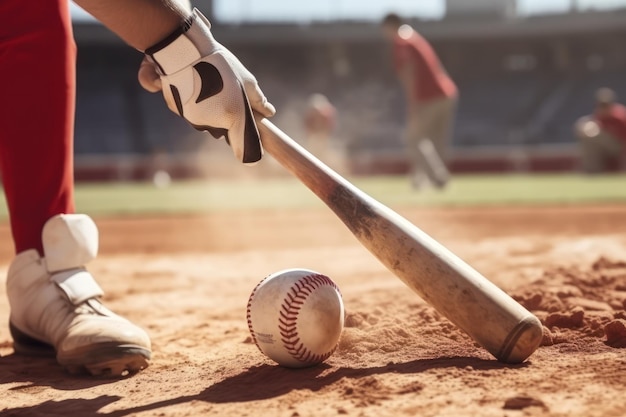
[258,118,543,363]
[327,183,543,363]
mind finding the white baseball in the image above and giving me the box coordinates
[246,268,345,368]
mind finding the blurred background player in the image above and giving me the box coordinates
[1,0,273,377]
[303,93,347,172]
[381,13,458,190]
[304,93,337,156]
[575,87,626,173]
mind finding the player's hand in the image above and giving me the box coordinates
[139,8,275,164]
[574,116,600,139]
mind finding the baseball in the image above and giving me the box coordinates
[246,268,345,368]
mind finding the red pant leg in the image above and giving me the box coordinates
[0,0,76,255]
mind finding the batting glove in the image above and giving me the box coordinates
[141,8,275,164]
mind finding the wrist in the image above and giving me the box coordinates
[145,8,217,75]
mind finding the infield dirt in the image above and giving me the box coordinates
[1,204,626,416]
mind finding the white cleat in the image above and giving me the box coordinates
[6,214,151,377]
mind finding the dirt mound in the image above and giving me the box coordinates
[513,257,626,348]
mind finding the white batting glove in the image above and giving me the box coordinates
[141,8,275,164]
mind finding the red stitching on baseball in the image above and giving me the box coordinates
[278,273,341,365]
[247,274,271,352]
[247,272,342,366]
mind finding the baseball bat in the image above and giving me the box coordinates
[256,118,543,364]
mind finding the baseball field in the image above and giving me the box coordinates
[1,171,626,416]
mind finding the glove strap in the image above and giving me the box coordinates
[145,8,216,75]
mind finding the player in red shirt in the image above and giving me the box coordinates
[575,88,626,173]
[303,93,347,172]
[304,94,337,144]
[381,13,458,189]
[1,0,274,377]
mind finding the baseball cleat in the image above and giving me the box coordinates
[6,214,151,377]
[64,349,150,377]
[10,320,150,377]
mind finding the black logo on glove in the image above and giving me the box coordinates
[194,62,224,102]
[168,61,262,163]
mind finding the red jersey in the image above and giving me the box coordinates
[595,103,626,143]
[393,28,457,103]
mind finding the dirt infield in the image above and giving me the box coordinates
[1,204,626,416]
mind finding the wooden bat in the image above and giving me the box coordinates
[256,118,543,364]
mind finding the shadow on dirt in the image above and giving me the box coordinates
[196,356,527,403]
[0,352,123,391]
[1,355,529,416]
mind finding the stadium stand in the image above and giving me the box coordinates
[71,7,626,178]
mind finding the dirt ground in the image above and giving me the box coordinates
[1,203,626,417]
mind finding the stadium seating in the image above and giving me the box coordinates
[71,15,626,175]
